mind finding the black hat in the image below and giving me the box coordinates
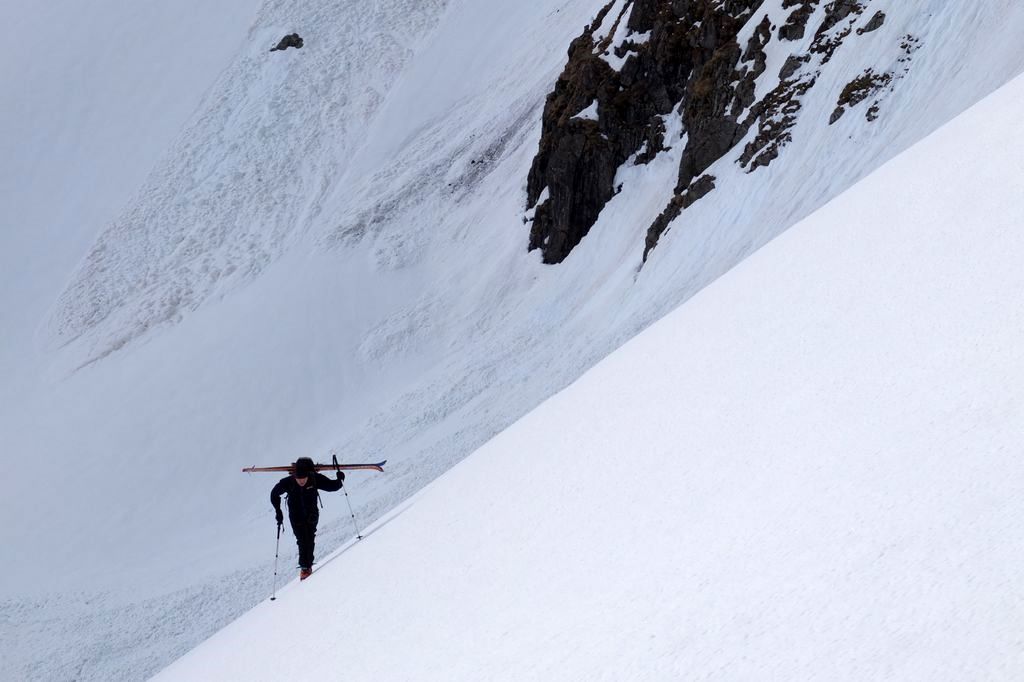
[293,457,315,477]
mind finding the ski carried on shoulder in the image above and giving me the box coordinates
[242,460,386,474]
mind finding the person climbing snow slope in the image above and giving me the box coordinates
[270,457,344,579]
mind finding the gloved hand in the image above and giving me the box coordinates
[275,508,284,525]
[336,470,345,483]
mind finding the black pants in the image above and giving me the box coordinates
[290,516,318,569]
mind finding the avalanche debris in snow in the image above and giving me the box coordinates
[43,0,451,366]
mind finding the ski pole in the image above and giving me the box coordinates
[343,486,363,541]
[334,452,364,540]
[270,521,282,601]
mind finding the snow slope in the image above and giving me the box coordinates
[159,71,1024,681]
[4,0,1024,679]
[2,1,265,678]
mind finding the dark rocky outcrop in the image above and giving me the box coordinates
[644,173,716,256]
[270,33,304,52]
[526,0,765,264]
[809,1,865,63]
[527,0,909,264]
[736,16,772,109]
[857,10,886,35]
[778,0,819,41]
[830,35,919,123]
[737,74,815,170]
[816,1,863,36]
[829,68,892,123]
[778,54,808,80]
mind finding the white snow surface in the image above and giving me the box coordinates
[160,71,1024,681]
[4,0,1024,679]
[574,99,600,121]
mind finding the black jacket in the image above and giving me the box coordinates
[271,473,344,524]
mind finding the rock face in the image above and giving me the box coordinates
[525,0,916,264]
[858,11,886,34]
[830,68,892,123]
[526,0,765,264]
[830,32,919,123]
[270,33,304,52]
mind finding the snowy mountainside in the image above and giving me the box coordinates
[528,0,1024,265]
[43,0,450,366]
[159,71,1024,681]
[4,0,1024,679]
[2,0,265,678]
